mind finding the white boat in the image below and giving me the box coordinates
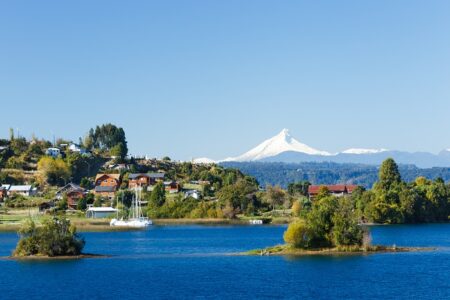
[110,188,152,228]
[110,217,152,228]
[249,219,263,225]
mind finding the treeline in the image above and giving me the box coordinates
[351,158,450,224]
[283,158,450,251]
[221,161,450,189]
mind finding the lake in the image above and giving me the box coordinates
[1,224,450,299]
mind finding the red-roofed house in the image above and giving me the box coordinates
[308,184,359,199]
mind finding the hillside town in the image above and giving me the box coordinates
[1,124,450,227]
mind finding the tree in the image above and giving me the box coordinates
[83,128,95,150]
[93,196,103,207]
[287,181,310,196]
[306,196,338,247]
[110,142,127,160]
[9,128,14,141]
[216,179,259,213]
[88,123,128,157]
[291,200,302,217]
[77,196,87,211]
[149,183,166,207]
[265,185,286,211]
[283,221,310,248]
[58,196,68,210]
[316,186,331,200]
[116,190,134,208]
[37,157,71,186]
[80,177,91,189]
[331,198,363,246]
[377,158,401,190]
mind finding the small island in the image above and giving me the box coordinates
[11,216,95,259]
[246,185,431,256]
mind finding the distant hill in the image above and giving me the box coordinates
[221,161,450,189]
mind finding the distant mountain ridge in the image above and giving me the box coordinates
[221,161,450,189]
[203,129,450,168]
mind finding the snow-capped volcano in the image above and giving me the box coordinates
[223,129,331,162]
[198,129,450,168]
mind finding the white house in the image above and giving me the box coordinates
[8,185,37,197]
[86,207,118,219]
[185,189,201,200]
[68,143,89,155]
[45,147,61,158]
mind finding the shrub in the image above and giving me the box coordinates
[13,217,85,257]
[283,221,310,248]
[291,200,301,217]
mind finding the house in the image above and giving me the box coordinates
[184,189,201,200]
[308,184,358,199]
[164,181,180,194]
[128,173,165,189]
[56,183,86,209]
[86,206,118,218]
[94,174,121,199]
[68,143,89,155]
[8,185,37,197]
[45,147,61,158]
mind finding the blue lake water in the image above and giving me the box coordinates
[1,224,450,299]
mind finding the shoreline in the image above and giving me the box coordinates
[243,244,435,256]
[0,218,277,232]
[6,253,110,260]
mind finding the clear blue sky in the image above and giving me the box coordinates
[1,1,450,160]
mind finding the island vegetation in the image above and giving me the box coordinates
[13,216,85,258]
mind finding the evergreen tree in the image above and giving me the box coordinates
[150,183,166,207]
[377,158,401,190]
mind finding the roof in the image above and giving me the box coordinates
[9,185,32,192]
[56,183,85,195]
[163,181,177,185]
[308,185,359,195]
[86,207,118,212]
[129,173,165,179]
[95,173,121,182]
[1,184,11,190]
[95,186,117,193]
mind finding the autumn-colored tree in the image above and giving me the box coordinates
[265,185,286,211]
[37,156,71,186]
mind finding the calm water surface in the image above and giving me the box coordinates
[1,224,450,299]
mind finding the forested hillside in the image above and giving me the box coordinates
[221,162,450,188]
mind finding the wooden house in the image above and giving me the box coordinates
[56,183,86,209]
[128,173,165,189]
[308,184,358,199]
[94,174,121,199]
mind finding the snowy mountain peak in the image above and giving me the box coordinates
[279,128,290,136]
[222,129,331,162]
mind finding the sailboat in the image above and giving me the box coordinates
[110,187,152,228]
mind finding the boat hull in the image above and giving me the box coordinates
[110,218,152,228]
